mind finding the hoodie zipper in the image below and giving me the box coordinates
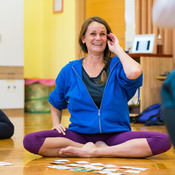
[71,60,119,133]
[72,66,102,133]
[98,60,119,132]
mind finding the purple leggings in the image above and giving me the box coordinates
[23,130,171,156]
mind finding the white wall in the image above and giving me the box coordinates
[0,0,24,66]
[0,0,24,109]
[125,0,135,52]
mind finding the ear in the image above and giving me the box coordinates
[81,36,85,44]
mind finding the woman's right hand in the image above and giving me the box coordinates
[52,124,66,135]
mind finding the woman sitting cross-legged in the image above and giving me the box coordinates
[23,16,172,158]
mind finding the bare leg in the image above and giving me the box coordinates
[38,137,84,157]
[59,138,153,158]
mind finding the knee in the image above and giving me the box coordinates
[23,133,35,154]
[161,133,172,151]
[8,123,14,138]
[0,124,14,139]
[23,133,43,154]
[150,133,172,155]
[8,126,14,138]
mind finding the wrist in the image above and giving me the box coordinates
[114,45,123,56]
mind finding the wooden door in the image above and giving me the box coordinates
[85,0,125,49]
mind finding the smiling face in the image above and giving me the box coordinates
[81,21,107,56]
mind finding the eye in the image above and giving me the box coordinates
[90,32,96,36]
[100,33,106,37]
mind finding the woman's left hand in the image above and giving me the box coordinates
[107,33,121,55]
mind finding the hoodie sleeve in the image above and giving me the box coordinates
[115,63,143,101]
[49,67,68,110]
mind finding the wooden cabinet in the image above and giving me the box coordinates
[0,66,24,110]
[0,79,24,109]
[129,54,173,114]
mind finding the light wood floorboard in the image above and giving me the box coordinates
[0,109,175,175]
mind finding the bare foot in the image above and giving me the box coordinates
[59,142,97,157]
[95,141,109,148]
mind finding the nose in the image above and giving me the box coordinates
[95,34,101,40]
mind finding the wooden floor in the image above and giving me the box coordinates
[0,109,175,175]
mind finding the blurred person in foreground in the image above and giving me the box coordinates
[153,0,175,147]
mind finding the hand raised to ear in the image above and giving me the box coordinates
[107,33,121,55]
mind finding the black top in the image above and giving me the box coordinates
[82,64,110,109]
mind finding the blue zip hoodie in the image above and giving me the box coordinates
[49,56,143,134]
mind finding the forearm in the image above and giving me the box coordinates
[50,105,67,135]
[115,46,143,80]
[107,33,142,80]
[51,105,62,127]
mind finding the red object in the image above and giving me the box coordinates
[25,79,55,86]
